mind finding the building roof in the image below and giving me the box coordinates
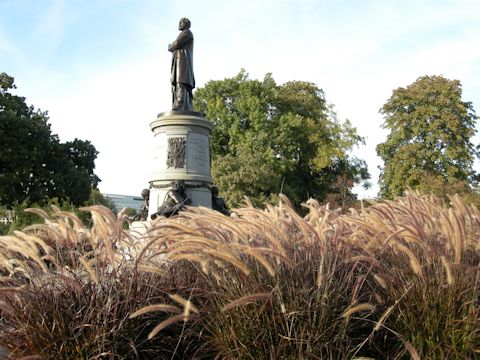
[104,193,143,212]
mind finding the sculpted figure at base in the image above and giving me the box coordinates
[211,186,229,215]
[151,181,191,219]
[135,188,150,221]
[169,18,195,111]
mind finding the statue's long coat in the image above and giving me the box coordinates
[169,29,195,88]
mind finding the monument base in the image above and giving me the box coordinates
[148,111,214,219]
[149,180,212,219]
[129,220,149,236]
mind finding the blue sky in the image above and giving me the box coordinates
[1,0,479,198]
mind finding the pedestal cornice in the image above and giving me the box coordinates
[150,110,213,132]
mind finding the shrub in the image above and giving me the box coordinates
[0,206,210,359]
[0,192,478,358]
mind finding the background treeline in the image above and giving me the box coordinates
[1,73,116,233]
[194,71,479,208]
[2,69,480,231]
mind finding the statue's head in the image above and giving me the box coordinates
[172,180,185,191]
[179,18,191,30]
[141,188,150,200]
[211,186,219,196]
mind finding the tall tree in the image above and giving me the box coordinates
[0,72,100,208]
[194,70,369,207]
[377,75,479,199]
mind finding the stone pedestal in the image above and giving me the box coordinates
[148,111,213,219]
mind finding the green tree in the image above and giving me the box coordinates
[194,70,369,207]
[83,189,117,211]
[0,72,100,208]
[377,75,479,199]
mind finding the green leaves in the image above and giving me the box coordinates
[194,70,369,207]
[0,73,100,208]
[377,75,478,199]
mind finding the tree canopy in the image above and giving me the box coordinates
[194,70,369,207]
[376,75,479,199]
[0,72,100,208]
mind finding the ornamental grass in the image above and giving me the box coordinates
[0,192,478,359]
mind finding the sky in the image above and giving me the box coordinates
[1,0,479,198]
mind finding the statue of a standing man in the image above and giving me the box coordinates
[168,18,195,111]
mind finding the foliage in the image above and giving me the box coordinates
[0,72,100,209]
[5,198,73,233]
[0,206,9,235]
[0,190,115,234]
[377,75,479,199]
[83,188,117,212]
[194,70,370,208]
[0,223,8,236]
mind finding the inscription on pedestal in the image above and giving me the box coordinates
[167,137,186,168]
[187,132,210,174]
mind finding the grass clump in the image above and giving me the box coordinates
[0,206,209,359]
[0,192,478,359]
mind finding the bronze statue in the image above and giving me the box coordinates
[169,18,195,111]
[151,180,191,219]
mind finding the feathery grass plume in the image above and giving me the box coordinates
[0,234,48,273]
[303,200,339,246]
[52,209,85,230]
[316,255,325,289]
[221,293,272,312]
[168,294,199,314]
[22,223,66,247]
[237,216,288,254]
[164,245,203,258]
[449,208,465,264]
[242,196,255,208]
[244,246,293,266]
[129,304,182,318]
[239,247,276,276]
[345,255,379,265]
[80,205,121,264]
[148,314,191,340]
[79,256,99,285]
[134,234,170,264]
[23,207,51,221]
[168,253,204,264]
[392,241,423,276]
[0,277,16,285]
[351,275,367,304]
[396,224,430,254]
[134,264,166,274]
[403,341,421,360]
[12,231,51,257]
[373,304,396,332]
[342,303,375,320]
[373,274,387,289]
[440,256,454,285]
[0,287,26,294]
[279,195,321,245]
[168,236,220,250]
[148,220,202,238]
[197,215,250,244]
[204,249,250,276]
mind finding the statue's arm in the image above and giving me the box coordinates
[168,31,193,52]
